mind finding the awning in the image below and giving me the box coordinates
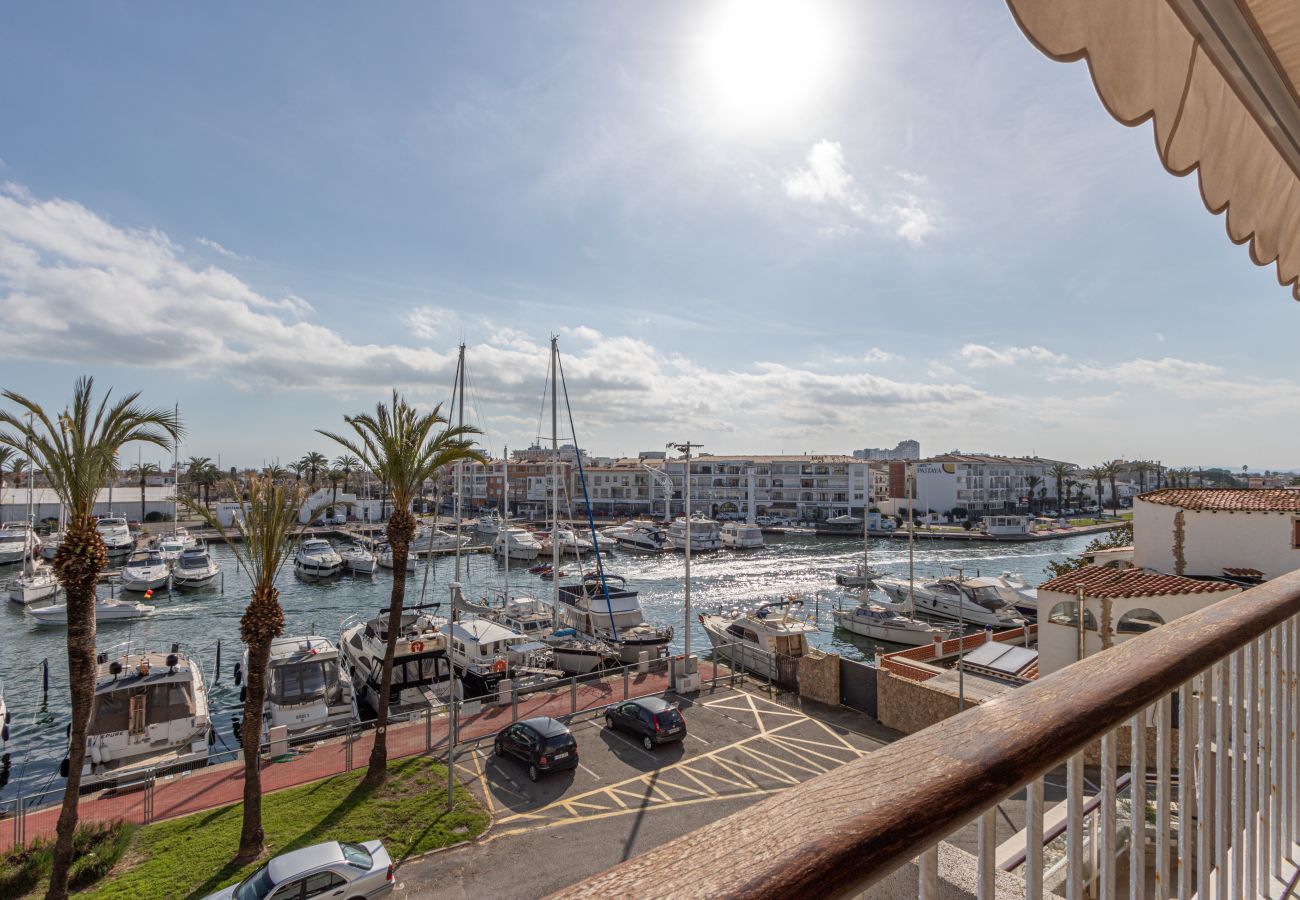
[1007,0,1300,302]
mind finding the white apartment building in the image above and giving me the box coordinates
[899,455,1075,517]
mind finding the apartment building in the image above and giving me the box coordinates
[888,454,1075,516]
[852,440,920,461]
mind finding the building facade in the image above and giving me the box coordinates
[852,440,920,461]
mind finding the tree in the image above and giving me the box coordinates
[1045,521,1134,578]
[1025,475,1042,514]
[127,462,161,524]
[320,391,483,786]
[334,454,360,493]
[302,451,328,488]
[1102,459,1124,516]
[1066,478,1081,508]
[0,447,12,488]
[185,476,309,862]
[1085,465,1106,510]
[8,455,28,488]
[1048,463,1074,509]
[194,461,220,506]
[288,459,307,482]
[264,464,288,482]
[1133,460,1151,495]
[0,377,180,900]
[325,468,345,518]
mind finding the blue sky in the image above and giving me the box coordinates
[1,1,1296,470]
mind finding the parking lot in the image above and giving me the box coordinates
[396,686,886,898]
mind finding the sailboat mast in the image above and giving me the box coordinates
[24,422,34,575]
[173,402,180,532]
[907,463,916,619]
[502,448,510,599]
[454,344,465,583]
[550,337,560,629]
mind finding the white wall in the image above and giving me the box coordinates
[912,464,959,515]
[1133,498,1300,580]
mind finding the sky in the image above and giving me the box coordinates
[1,1,1297,471]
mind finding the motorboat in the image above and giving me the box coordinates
[28,596,156,625]
[453,585,556,640]
[171,546,221,589]
[294,539,343,579]
[544,629,621,674]
[494,526,542,562]
[834,561,874,588]
[8,560,59,605]
[410,525,469,555]
[119,549,171,593]
[76,643,212,787]
[815,514,862,536]
[720,522,764,550]
[448,617,561,699]
[339,543,378,575]
[542,527,594,556]
[874,576,1024,628]
[96,516,136,558]
[699,597,819,682]
[155,535,188,564]
[667,515,722,552]
[41,532,63,560]
[475,510,504,536]
[832,601,955,646]
[241,635,356,741]
[339,610,453,719]
[611,523,669,553]
[993,572,1039,621]
[0,522,38,565]
[376,543,416,573]
[556,573,673,664]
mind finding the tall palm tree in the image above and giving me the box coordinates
[127,462,161,523]
[325,468,345,518]
[1102,460,1124,516]
[264,464,288,482]
[320,392,483,786]
[0,446,13,488]
[334,454,360,493]
[0,377,180,900]
[1066,479,1081,508]
[1133,460,1151,495]
[1024,475,1041,514]
[8,456,28,488]
[185,476,310,862]
[289,459,307,482]
[1085,465,1107,511]
[1048,463,1074,509]
[185,456,212,501]
[302,451,328,489]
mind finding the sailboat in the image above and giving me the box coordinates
[834,505,875,587]
[7,460,58,605]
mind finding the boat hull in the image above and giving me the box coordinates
[831,610,945,646]
[700,616,776,681]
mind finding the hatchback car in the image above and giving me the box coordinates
[604,696,686,750]
[205,840,393,899]
[493,716,579,781]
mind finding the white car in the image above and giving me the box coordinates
[205,840,394,900]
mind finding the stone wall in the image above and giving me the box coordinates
[878,669,966,735]
[798,649,840,706]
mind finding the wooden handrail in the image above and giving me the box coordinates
[552,569,1300,899]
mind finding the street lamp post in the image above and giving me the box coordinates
[667,441,702,658]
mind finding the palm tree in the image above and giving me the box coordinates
[1065,479,1080,508]
[8,456,28,488]
[325,468,345,519]
[191,461,220,507]
[1048,463,1074,509]
[1085,465,1107,511]
[1024,475,1041,514]
[127,462,161,523]
[264,464,288,482]
[185,476,309,862]
[302,451,328,489]
[0,377,179,900]
[320,391,483,786]
[1133,460,1151,495]
[185,456,212,501]
[334,454,360,493]
[1102,460,1124,516]
[0,447,13,488]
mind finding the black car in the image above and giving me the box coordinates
[493,716,579,782]
[603,696,686,750]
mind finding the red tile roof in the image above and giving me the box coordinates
[1222,567,1265,579]
[1139,488,1300,512]
[1038,566,1239,599]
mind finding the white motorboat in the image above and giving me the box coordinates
[699,597,819,681]
[874,576,1024,628]
[240,635,356,741]
[96,516,136,558]
[449,616,560,698]
[452,586,555,639]
[611,523,669,553]
[410,525,468,555]
[76,644,212,786]
[155,535,188,564]
[994,572,1040,620]
[376,543,416,573]
[294,539,342,579]
[832,601,955,646]
[339,544,378,575]
[41,532,63,560]
[340,610,453,719]
[815,514,863,536]
[171,546,220,588]
[0,522,38,565]
[493,526,542,561]
[667,515,722,552]
[8,560,59,605]
[834,561,874,588]
[28,596,156,625]
[544,629,621,674]
[119,549,171,593]
[556,573,673,664]
[720,522,764,550]
[475,510,504,535]
[542,527,594,556]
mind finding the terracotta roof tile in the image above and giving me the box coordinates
[1139,488,1300,512]
[1038,566,1239,599]
[1222,567,1265,578]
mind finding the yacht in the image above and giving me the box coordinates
[76,644,212,787]
[376,543,416,572]
[155,535,188,564]
[339,544,378,575]
[29,596,156,625]
[0,522,38,565]
[834,561,874,588]
[475,510,504,536]
[667,515,722,552]
[542,527,594,556]
[453,586,554,639]
[874,576,1024,628]
[556,574,673,664]
[493,526,542,561]
[544,629,622,674]
[171,546,220,589]
[832,601,955,646]
[993,572,1039,621]
[699,598,819,681]
[410,525,469,555]
[8,560,59,605]
[242,636,356,740]
[449,617,560,699]
[611,523,669,553]
[119,549,171,593]
[720,522,764,550]
[339,610,453,719]
[815,514,862,536]
[95,516,136,558]
[294,539,343,579]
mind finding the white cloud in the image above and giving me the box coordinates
[1049,357,1222,388]
[884,195,938,246]
[196,236,239,259]
[863,347,899,364]
[927,362,960,379]
[783,140,865,217]
[406,305,461,340]
[959,343,1066,368]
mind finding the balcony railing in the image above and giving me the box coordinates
[556,569,1300,899]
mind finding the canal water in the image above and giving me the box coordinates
[0,529,1094,797]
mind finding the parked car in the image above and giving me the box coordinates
[603,696,687,750]
[204,840,394,900]
[493,716,578,782]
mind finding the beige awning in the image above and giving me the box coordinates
[1007,0,1300,302]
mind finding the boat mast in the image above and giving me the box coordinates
[24,421,34,576]
[447,344,465,813]
[502,447,510,600]
[550,336,560,630]
[172,402,180,533]
[453,344,465,584]
[907,462,916,620]
[861,472,869,583]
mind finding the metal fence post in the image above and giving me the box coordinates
[512,684,518,722]
[425,708,432,752]
[345,722,353,771]
[570,675,578,715]
[623,666,629,700]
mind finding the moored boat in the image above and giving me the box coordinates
[294,539,342,579]
[699,597,817,681]
[119,549,171,593]
[720,522,764,549]
[339,543,378,575]
[239,635,356,740]
[667,515,722,552]
[28,596,156,625]
[171,545,220,588]
[339,610,453,719]
[832,600,955,646]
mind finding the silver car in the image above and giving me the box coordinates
[205,840,394,900]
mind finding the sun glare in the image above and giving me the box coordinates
[695,0,839,131]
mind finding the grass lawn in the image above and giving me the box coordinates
[72,755,486,900]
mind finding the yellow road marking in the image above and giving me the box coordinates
[766,733,863,766]
[738,742,827,779]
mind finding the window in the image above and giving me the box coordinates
[269,661,333,705]
[1118,608,1166,634]
[268,879,304,900]
[303,872,346,898]
[340,842,373,869]
[1048,600,1099,631]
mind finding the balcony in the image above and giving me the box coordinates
[560,569,1300,898]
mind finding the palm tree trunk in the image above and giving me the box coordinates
[46,517,106,900]
[139,479,146,525]
[1109,477,1118,516]
[235,586,283,862]
[366,508,415,787]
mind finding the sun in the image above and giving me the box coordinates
[694,0,839,132]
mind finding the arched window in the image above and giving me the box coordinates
[1118,608,1165,634]
[1048,600,1099,631]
